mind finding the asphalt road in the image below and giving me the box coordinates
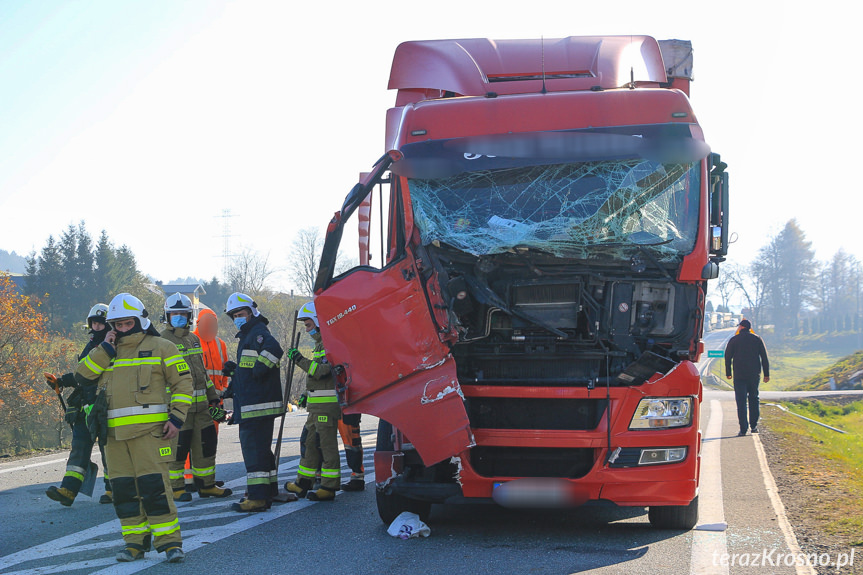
[1,339,859,574]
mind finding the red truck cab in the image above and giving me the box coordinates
[313,36,729,529]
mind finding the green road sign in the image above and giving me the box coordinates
[707,350,724,358]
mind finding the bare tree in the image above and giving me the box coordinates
[226,247,276,294]
[289,228,321,297]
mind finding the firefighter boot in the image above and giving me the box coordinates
[285,477,313,498]
[165,546,185,563]
[173,488,192,502]
[231,498,270,512]
[99,490,113,504]
[45,486,75,507]
[116,548,144,562]
[341,478,365,492]
[307,488,336,502]
[199,485,233,498]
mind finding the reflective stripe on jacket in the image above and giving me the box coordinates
[161,326,218,410]
[76,331,193,441]
[230,315,284,422]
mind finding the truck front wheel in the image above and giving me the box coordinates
[376,420,432,525]
[648,495,699,529]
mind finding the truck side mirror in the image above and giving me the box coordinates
[708,153,729,260]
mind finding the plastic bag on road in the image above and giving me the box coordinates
[386,512,431,539]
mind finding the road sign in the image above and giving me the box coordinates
[707,350,724,358]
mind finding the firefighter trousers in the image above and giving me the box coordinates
[297,404,341,491]
[61,410,111,494]
[105,430,181,553]
[169,405,218,491]
[238,417,278,501]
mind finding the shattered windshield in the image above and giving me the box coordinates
[410,159,700,261]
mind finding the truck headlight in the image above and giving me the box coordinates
[629,397,692,429]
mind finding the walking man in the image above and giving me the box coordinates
[725,318,770,436]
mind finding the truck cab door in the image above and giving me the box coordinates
[314,153,474,467]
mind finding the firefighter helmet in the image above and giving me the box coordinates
[297,301,318,327]
[225,292,259,318]
[164,293,194,317]
[86,303,109,329]
[106,293,151,330]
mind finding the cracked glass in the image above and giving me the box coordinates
[410,159,700,261]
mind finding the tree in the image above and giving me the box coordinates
[752,219,815,336]
[288,227,357,297]
[226,247,276,294]
[289,227,321,297]
[0,275,75,454]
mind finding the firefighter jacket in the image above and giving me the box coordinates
[226,314,284,423]
[77,329,194,441]
[67,328,109,410]
[193,309,229,392]
[161,325,218,412]
[296,332,338,412]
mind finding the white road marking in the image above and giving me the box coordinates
[0,457,66,475]
[690,399,728,575]
[751,434,815,575]
[0,453,374,573]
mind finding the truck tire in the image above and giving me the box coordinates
[375,420,432,525]
[648,495,698,529]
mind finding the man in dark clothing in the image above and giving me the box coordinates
[725,319,770,436]
[45,303,113,506]
[222,292,285,512]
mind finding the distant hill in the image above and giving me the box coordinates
[798,350,863,391]
[0,249,28,274]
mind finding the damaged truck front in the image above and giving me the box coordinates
[313,36,729,529]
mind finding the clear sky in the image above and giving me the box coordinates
[1,0,859,295]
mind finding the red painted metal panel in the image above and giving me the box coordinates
[315,255,474,466]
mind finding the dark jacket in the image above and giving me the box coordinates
[725,329,769,382]
[226,315,284,423]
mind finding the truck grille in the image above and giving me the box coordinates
[470,446,595,478]
[466,397,607,430]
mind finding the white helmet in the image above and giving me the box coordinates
[106,293,151,330]
[298,301,318,327]
[225,292,260,318]
[164,292,194,321]
[86,303,109,329]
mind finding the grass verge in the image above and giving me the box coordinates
[761,397,863,551]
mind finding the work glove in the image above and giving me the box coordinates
[287,348,304,362]
[221,360,237,377]
[45,372,77,390]
[64,408,79,426]
[208,400,227,422]
[297,393,307,408]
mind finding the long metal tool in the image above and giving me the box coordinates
[272,310,300,503]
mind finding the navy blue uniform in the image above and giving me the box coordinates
[224,315,284,502]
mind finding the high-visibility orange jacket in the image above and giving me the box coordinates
[194,308,229,392]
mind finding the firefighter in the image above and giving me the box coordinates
[160,293,231,501]
[193,307,229,395]
[339,412,365,491]
[285,301,341,502]
[44,304,114,506]
[77,293,192,563]
[222,293,284,512]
